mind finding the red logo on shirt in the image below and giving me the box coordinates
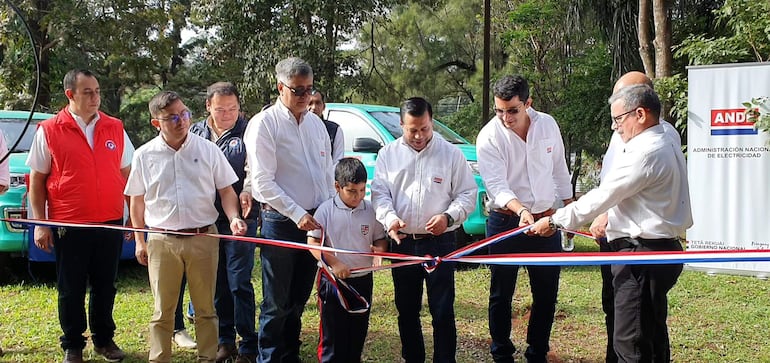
[105,140,116,150]
[546,146,553,153]
[433,177,443,184]
[360,225,369,236]
[320,151,326,157]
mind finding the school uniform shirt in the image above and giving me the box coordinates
[244,100,335,224]
[552,124,693,241]
[308,195,386,278]
[124,133,238,230]
[371,135,477,235]
[601,119,681,181]
[476,107,572,214]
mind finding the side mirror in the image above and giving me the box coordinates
[353,137,383,153]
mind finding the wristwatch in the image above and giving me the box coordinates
[443,213,455,227]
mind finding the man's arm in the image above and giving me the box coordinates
[130,195,148,265]
[218,185,248,236]
[29,170,53,252]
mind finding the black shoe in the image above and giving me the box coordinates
[216,343,237,362]
[94,340,126,362]
[62,349,84,363]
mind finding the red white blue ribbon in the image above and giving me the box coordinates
[9,218,770,269]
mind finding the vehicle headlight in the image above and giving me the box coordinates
[467,161,480,175]
[9,173,25,188]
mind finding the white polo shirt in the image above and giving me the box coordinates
[124,133,238,230]
[308,195,386,277]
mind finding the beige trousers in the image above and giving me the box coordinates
[146,226,219,362]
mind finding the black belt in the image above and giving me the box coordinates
[149,225,211,237]
[492,208,555,219]
[608,237,679,251]
[405,233,439,240]
[262,204,316,216]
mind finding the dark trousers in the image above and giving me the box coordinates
[486,211,561,363]
[599,238,618,363]
[609,237,683,363]
[257,209,318,363]
[53,219,123,351]
[215,219,259,354]
[317,272,373,363]
[174,275,187,331]
[390,233,457,363]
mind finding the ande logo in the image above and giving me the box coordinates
[710,108,758,136]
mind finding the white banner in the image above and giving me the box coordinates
[687,62,770,275]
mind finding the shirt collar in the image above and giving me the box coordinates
[332,194,366,212]
[624,123,665,152]
[68,107,100,128]
[275,98,309,123]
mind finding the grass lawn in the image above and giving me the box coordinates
[1,237,769,362]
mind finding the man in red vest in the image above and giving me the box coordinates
[27,69,134,363]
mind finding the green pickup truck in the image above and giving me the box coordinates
[324,103,488,242]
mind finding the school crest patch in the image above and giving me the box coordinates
[360,225,369,236]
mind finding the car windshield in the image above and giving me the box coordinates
[0,118,39,152]
[369,111,468,144]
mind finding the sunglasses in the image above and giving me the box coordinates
[282,83,317,97]
[494,102,525,116]
[157,110,191,123]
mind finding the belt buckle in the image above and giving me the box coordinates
[411,234,427,240]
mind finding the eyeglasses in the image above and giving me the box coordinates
[611,109,636,126]
[282,83,316,97]
[494,102,525,117]
[157,110,191,123]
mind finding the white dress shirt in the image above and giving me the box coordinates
[244,100,335,224]
[26,109,135,173]
[371,135,477,234]
[601,119,680,180]
[124,133,238,230]
[552,124,693,240]
[477,107,573,214]
[308,195,386,277]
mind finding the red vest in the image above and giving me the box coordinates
[40,109,126,222]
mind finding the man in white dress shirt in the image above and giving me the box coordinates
[532,84,692,363]
[372,97,476,363]
[589,71,683,363]
[243,57,335,363]
[476,74,573,363]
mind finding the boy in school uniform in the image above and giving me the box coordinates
[307,158,388,363]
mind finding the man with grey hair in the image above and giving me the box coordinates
[244,57,334,362]
[531,84,692,363]
[126,90,247,362]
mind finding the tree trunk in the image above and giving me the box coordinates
[652,0,672,78]
[29,0,53,111]
[637,0,655,79]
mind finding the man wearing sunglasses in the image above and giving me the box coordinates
[27,69,135,363]
[476,74,573,363]
[244,57,335,363]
